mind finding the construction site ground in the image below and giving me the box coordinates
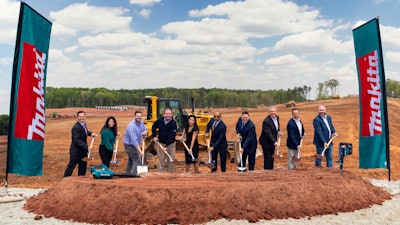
[1,97,400,224]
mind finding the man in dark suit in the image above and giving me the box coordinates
[64,111,96,177]
[313,105,338,168]
[259,106,282,170]
[286,108,305,169]
[205,111,227,172]
[236,111,257,170]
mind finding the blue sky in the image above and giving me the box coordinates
[1,0,400,114]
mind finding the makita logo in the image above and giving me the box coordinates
[14,42,46,140]
[358,50,382,137]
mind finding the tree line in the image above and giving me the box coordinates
[45,86,312,110]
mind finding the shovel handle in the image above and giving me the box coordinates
[87,137,95,158]
[155,141,173,162]
[276,135,282,157]
[296,137,304,159]
[180,139,195,161]
[321,136,336,157]
[89,136,95,149]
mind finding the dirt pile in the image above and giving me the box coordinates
[24,168,391,225]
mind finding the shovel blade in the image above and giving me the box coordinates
[237,167,247,172]
[110,160,120,166]
[137,165,148,174]
[82,157,94,162]
[206,160,216,169]
[314,154,323,158]
[292,157,301,162]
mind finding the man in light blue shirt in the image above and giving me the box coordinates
[123,111,147,175]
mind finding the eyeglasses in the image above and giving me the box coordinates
[214,116,220,118]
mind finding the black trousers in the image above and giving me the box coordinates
[262,144,275,170]
[64,151,87,177]
[241,150,256,170]
[211,147,227,172]
[99,145,113,168]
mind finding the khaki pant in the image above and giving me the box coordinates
[157,142,176,173]
[287,148,298,169]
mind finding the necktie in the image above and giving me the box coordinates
[213,122,217,131]
[241,122,244,132]
[82,123,88,134]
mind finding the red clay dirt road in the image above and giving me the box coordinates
[1,97,400,224]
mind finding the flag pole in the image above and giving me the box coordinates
[375,18,391,181]
[5,2,25,194]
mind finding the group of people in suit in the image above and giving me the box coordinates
[63,104,337,177]
[204,105,338,172]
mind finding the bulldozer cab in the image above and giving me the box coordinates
[143,96,185,134]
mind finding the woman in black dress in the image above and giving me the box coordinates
[182,115,199,173]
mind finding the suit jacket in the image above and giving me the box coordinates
[286,118,305,150]
[313,115,336,147]
[259,115,280,147]
[206,118,227,151]
[70,122,92,158]
[236,118,257,154]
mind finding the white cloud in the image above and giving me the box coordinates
[129,0,161,7]
[381,25,400,49]
[189,0,332,37]
[49,3,132,38]
[64,45,78,53]
[46,49,86,87]
[0,0,19,44]
[273,29,352,55]
[386,51,400,63]
[139,9,151,19]
[0,88,10,115]
[161,18,247,45]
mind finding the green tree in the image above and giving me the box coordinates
[0,114,9,135]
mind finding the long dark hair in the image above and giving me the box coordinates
[185,115,198,131]
[101,116,118,136]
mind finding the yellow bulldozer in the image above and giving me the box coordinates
[142,96,211,145]
[141,96,236,168]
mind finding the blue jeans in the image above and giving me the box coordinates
[315,145,333,168]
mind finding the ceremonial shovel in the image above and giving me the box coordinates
[180,138,195,161]
[293,136,304,163]
[82,136,95,162]
[276,133,283,158]
[110,137,120,165]
[237,138,247,172]
[315,136,336,158]
[155,141,174,162]
[204,136,215,169]
[137,135,148,174]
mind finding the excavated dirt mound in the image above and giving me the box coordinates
[24,168,391,225]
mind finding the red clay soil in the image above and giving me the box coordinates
[24,168,391,225]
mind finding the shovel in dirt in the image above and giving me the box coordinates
[137,135,148,174]
[293,136,304,163]
[276,133,283,158]
[237,138,247,172]
[315,136,336,158]
[82,136,95,162]
[204,135,216,169]
[110,136,120,166]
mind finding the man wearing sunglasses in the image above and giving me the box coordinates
[205,111,227,172]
